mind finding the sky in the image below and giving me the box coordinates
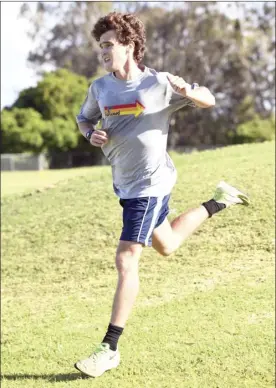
[1,2,39,109]
[1,1,265,110]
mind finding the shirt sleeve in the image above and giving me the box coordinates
[76,83,102,125]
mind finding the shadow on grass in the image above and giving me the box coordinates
[1,372,89,382]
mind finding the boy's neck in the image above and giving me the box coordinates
[114,61,143,81]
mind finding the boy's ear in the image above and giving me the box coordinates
[128,42,135,52]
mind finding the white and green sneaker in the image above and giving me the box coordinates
[213,181,250,208]
[74,343,120,378]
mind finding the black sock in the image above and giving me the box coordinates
[202,199,226,218]
[102,323,124,351]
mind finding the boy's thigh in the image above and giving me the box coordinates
[151,217,177,255]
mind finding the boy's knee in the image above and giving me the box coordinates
[115,242,141,275]
[115,254,137,274]
[158,245,176,257]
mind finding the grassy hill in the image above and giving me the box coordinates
[1,142,275,388]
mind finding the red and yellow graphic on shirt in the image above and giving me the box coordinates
[104,100,145,118]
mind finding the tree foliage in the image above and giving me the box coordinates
[1,106,82,153]
[19,2,112,78]
[2,70,94,153]
[230,115,275,144]
[13,69,89,121]
[1,108,49,153]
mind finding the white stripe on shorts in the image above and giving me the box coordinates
[144,196,164,246]
[137,197,151,243]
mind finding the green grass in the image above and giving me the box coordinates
[1,141,275,388]
[1,167,98,197]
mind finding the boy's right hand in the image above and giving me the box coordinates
[91,130,108,147]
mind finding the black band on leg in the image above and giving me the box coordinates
[202,199,226,218]
[102,323,124,351]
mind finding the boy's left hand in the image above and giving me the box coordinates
[167,74,189,97]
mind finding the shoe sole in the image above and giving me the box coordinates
[74,358,120,378]
[218,181,250,206]
[74,362,97,378]
[237,193,250,206]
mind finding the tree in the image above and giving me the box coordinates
[19,2,112,78]
[1,108,49,153]
[2,69,99,154]
[1,107,83,154]
[13,68,89,121]
[229,115,275,144]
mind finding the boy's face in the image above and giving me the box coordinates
[99,30,132,72]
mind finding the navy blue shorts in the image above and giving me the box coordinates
[119,195,170,247]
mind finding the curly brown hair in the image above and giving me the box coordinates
[92,12,146,63]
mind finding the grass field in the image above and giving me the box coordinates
[1,141,275,388]
[1,167,96,197]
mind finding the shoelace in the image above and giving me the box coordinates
[90,344,110,362]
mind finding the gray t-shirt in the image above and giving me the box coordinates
[76,67,195,199]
